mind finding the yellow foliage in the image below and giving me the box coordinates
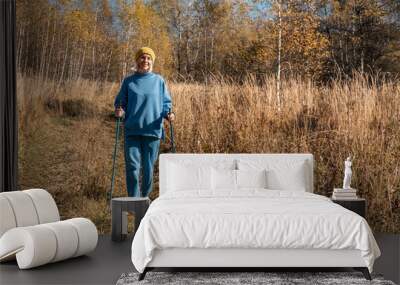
[118,0,173,77]
[270,0,330,78]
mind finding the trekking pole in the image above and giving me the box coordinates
[107,114,122,209]
[168,111,176,153]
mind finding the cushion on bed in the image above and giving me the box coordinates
[237,159,309,191]
[165,158,236,193]
[166,163,212,192]
[236,169,267,189]
[160,154,314,194]
[212,168,237,190]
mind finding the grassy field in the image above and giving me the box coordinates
[17,73,400,233]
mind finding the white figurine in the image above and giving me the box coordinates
[343,156,352,189]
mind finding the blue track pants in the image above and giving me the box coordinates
[124,135,160,197]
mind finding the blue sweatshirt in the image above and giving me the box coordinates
[114,72,172,139]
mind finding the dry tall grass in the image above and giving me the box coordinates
[17,73,400,233]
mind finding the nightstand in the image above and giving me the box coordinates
[111,197,150,242]
[331,198,366,218]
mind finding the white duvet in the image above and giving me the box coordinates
[131,189,380,273]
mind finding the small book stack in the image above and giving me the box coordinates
[332,188,358,200]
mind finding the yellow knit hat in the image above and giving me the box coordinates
[135,47,156,62]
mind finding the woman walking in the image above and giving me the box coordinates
[114,47,175,197]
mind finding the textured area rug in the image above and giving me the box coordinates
[116,271,396,285]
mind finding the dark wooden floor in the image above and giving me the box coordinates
[0,234,399,285]
[0,235,134,285]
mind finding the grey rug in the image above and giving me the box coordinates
[116,271,396,285]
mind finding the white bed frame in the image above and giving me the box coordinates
[140,154,370,280]
[148,248,366,267]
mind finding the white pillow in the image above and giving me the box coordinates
[265,161,307,191]
[212,168,237,190]
[167,163,212,192]
[236,169,267,189]
[237,159,309,191]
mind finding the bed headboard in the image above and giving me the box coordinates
[159,153,314,195]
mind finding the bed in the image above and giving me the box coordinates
[131,154,381,280]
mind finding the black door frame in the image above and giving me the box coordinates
[0,0,17,192]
